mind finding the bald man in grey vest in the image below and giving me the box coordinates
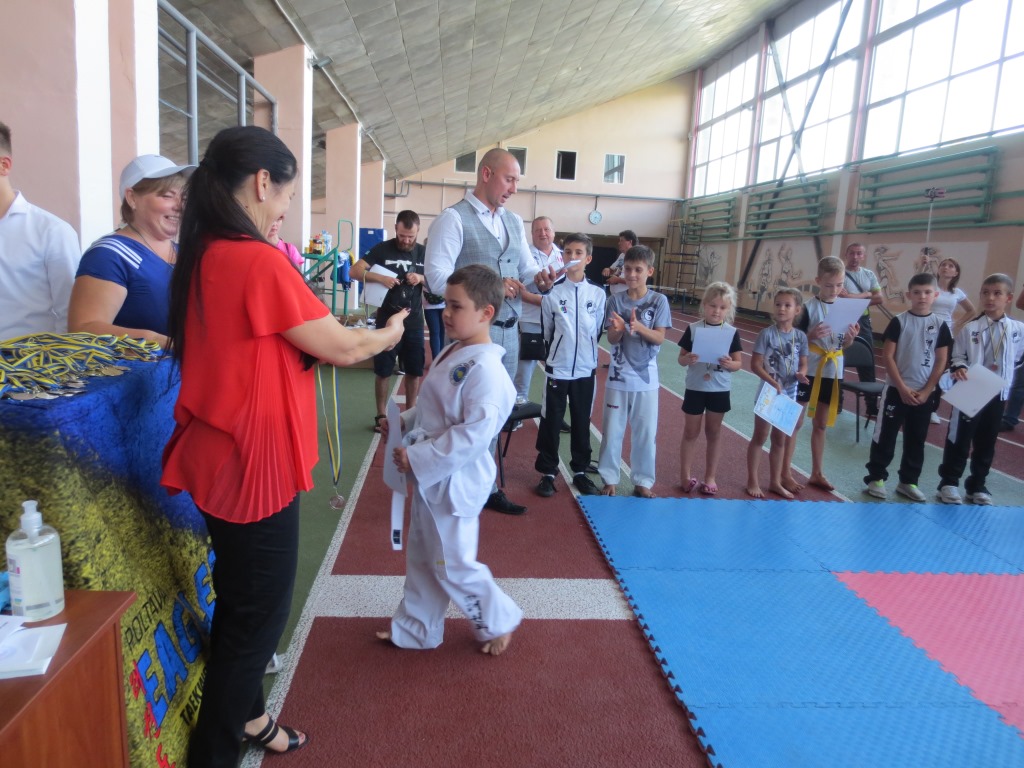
[425,148,556,515]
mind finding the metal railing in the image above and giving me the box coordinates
[157,0,277,163]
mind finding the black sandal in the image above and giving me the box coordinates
[373,414,385,433]
[244,716,309,754]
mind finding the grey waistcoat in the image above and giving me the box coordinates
[452,199,528,322]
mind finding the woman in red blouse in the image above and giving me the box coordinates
[162,126,406,767]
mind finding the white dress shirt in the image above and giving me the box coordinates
[424,191,538,297]
[0,192,81,340]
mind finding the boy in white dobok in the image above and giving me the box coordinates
[378,264,522,655]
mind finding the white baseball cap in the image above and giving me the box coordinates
[119,154,196,199]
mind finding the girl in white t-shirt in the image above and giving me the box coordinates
[933,258,976,332]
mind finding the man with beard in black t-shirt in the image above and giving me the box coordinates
[352,209,427,431]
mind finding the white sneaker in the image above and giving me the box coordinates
[266,652,284,674]
[896,483,926,502]
[966,489,993,505]
[864,480,888,499]
[930,412,941,424]
[937,485,963,505]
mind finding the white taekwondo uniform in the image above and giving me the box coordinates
[389,341,523,648]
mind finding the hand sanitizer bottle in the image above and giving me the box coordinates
[6,500,65,620]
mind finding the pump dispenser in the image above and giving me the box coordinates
[6,500,65,620]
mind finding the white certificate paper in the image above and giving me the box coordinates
[383,398,406,550]
[819,297,869,336]
[753,381,805,437]
[363,265,398,308]
[690,325,734,363]
[941,363,1006,418]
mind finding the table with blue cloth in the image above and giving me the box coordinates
[0,358,210,768]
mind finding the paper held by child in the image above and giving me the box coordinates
[754,381,805,436]
[820,297,869,334]
[942,363,1007,418]
[690,325,735,363]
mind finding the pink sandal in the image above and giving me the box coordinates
[700,483,719,495]
[682,478,698,494]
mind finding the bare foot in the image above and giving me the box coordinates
[781,476,805,493]
[768,482,795,499]
[375,630,393,644]
[633,486,656,498]
[745,485,765,499]
[808,474,835,491]
[481,632,513,656]
[601,484,616,496]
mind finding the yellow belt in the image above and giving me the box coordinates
[807,343,842,426]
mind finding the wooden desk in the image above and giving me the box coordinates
[0,590,136,768]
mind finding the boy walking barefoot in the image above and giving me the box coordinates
[597,245,671,497]
[863,273,952,501]
[797,256,860,491]
[745,288,809,499]
[378,265,521,655]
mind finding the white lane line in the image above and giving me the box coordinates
[311,575,633,620]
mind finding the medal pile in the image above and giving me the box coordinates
[0,332,162,401]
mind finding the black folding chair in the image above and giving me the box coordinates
[841,336,885,442]
[496,401,542,486]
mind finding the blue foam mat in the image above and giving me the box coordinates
[578,496,1024,767]
[581,497,1022,574]
[693,704,1024,768]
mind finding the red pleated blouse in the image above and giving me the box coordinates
[161,237,329,523]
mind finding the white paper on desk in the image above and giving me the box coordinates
[0,623,65,679]
[942,364,1007,418]
[0,615,27,646]
[363,265,398,308]
[382,397,406,550]
[753,381,805,437]
[818,297,869,336]
[690,325,734,363]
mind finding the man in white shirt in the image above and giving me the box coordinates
[0,121,81,341]
[425,148,555,515]
[514,216,563,403]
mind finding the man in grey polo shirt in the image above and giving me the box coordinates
[425,148,555,515]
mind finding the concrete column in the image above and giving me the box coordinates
[326,123,361,312]
[2,0,114,246]
[360,159,385,230]
[109,0,161,219]
[254,45,312,248]
[326,123,362,260]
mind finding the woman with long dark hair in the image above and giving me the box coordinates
[161,125,406,766]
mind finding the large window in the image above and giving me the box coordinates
[691,36,760,197]
[863,0,1024,158]
[690,0,1024,197]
